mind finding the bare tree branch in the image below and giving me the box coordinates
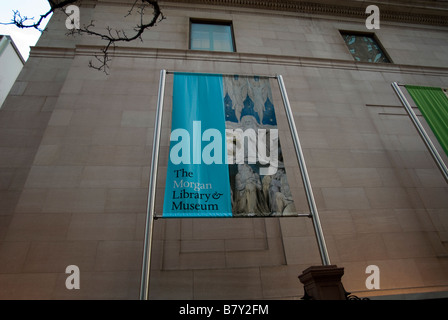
[1,0,165,74]
[1,0,79,30]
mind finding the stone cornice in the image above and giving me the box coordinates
[159,0,448,26]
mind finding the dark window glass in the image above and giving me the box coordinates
[341,32,391,63]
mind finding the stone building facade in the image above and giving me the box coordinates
[1,0,448,299]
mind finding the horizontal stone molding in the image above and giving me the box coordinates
[29,46,76,59]
[30,45,448,77]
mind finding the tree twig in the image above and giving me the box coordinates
[1,0,164,74]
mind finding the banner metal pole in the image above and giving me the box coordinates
[391,82,448,183]
[140,69,167,300]
[276,75,331,266]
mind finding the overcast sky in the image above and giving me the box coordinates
[0,0,52,60]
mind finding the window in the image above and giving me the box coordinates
[340,32,391,63]
[190,20,235,52]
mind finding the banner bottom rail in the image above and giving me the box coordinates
[153,213,312,219]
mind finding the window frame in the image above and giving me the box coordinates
[189,19,236,53]
[339,30,393,64]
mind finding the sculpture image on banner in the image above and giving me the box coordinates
[223,75,296,217]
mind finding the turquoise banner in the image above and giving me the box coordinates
[163,73,232,217]
[163,73,297,218]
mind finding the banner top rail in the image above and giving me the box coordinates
[166,70,278,79]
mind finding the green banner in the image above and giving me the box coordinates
[405,85,448,155]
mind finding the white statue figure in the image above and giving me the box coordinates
[262,174,272,209]
[269,168,295,215]
[235,164,263,215]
